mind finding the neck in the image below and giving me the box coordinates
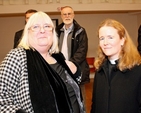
[65,24,71,30]
[41,52,56,64]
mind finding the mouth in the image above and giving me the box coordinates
[38,37,47,39]
[65,19,70,21]
[103,47,111,50]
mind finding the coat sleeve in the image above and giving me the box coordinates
[71,61,82,84]
[0,49,26,113]
[70,28,88,64]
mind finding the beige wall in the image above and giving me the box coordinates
[0,12,139,62]
[1,1,141,14]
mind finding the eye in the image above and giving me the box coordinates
[62,13,67,16]
[108,36,113,39]
[68,13,71,16]
[44,25,51,28]
[43,24,53,31]
[33,25,39,29]
[99,37,104,40]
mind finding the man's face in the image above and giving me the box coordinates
[25,13,35,23]
[61,7,74,25]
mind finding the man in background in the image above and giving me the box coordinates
[13,9,37,48]
[137,25,141,54]
[56,6,90,110]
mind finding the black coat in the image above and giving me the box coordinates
[137,25,141,54]
[13,29,23,48]
[91,59,141,113]
[56,20,90,85]
[17,51,81,113]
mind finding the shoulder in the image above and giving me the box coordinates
[73,20,86,34]
[56,23,64,32]
[4,48,26,62]
[15,29,24,34]
[0,48,27,75]
[9,47,25,55]
[0,48,27,86]
[138,25,141,31]
[133,64,141,71]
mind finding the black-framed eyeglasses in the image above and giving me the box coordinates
[29,24,53,32]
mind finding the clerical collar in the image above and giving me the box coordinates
[109,58,119,64]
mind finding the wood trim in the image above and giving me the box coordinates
[0,10,140,17]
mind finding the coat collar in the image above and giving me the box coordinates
[97,58,128,73]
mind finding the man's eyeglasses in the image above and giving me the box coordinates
[29,24,53,32]
[62,13,73,17]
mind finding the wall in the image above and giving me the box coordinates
[137,13,141,26]
[0,0,141,15]
[0,12,139,62]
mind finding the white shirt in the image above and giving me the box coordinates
[61,24,73,60]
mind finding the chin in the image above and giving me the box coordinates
[64,20,73,25]
[64,22,71,25]
[104,53,112,57]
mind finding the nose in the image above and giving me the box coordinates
[40,27,45,32]
[66,14,70,17]
[103,38,108,45]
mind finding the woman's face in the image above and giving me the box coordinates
[99,26,125,60]
[28,22,53,52]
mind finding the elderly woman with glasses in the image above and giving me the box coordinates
[0,11,85,113]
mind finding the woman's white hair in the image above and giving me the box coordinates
[18,11,59,54]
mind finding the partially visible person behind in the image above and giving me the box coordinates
[91,19,141,113]
[13,9,37,48]
[56,7,90,111]
[56,6,90,85]
[137,25,141,54]
[0,11,85,113]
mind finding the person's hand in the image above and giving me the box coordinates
[65,60,77,74]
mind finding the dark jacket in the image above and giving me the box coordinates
[91,59,141,113]
[137,25,141,54]
[56,20,90,84]
[13,29,23,48]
